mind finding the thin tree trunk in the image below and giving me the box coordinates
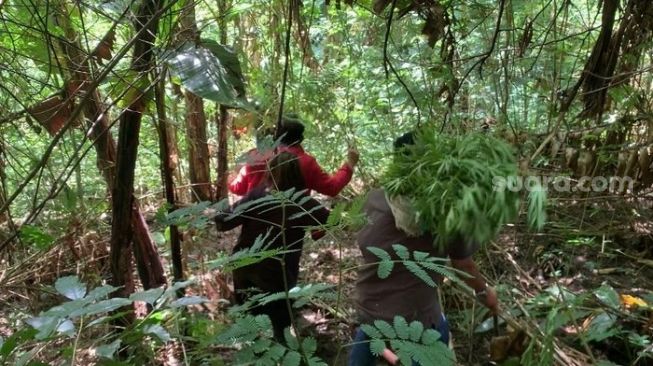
[0,137,8,226]
[86,93,166,290]
[180,2,212,202]
[216,0,230,201]
[155,73,184,295]
[110,0,164,306]
[52,3,165,291]
[292,0,319,70]
[215,105,230,200]
[184,92,212,201]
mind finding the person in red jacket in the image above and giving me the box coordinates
[277,118,359,197]
[228,127,275,196]
[228,116,359,197]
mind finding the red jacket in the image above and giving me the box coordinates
[228,148,272,196]
[228,145,353,197]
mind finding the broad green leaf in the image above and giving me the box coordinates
[129,287,164,305]
[594,284,620,309]
[70,298,131,317]
[56,319,75,337]
[170,296,208,308]
[164,41,251,109]
[95,339,121,360]
[86,285,119,301]
[143,324,171,343]
[55,276,87,300]
[586,312,618,342]
[25,317,59,340]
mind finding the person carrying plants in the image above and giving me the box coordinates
[348,132,503,366]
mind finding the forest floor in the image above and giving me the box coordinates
[182,192,653,365]
[1,192,652,365]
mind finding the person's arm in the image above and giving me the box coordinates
[214,199,247,231]
[228,165,251,196]
[303,149,358,197]
[450,257,499,314]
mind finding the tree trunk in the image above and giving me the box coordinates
[215,0,230,201]
[292,0,319,70]
[110,0,164,305]
[86,93,166,290]
[155,73,185,295]
[215,105,230,200]
[180,2,212,202]
[0,137,7,225]
[184,92,212,201]
[52,3,165,291]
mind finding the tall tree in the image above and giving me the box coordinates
[155,73,185,294]
[215,0,230,200]
[179,2,212,202]
[110,0,165,304]
[51,2,165,290]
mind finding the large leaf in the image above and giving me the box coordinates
[55,276,87,300]
[169,295,208,308]
[95,339,122,360]
[25,317,59,340]
[69,298,132,317]
[129,287,164,305]
[143,324,171,343]
[165,41,250,109]
[594,284,620,309]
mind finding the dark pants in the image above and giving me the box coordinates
[233,267,295,342]
[348,314,450,366]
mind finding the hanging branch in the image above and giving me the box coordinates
[0,1,178,250]
[154,69,184,296]
[277,0,294,132]
[455,0,506,95]
[382,0,421,125]
[0,0,144,217]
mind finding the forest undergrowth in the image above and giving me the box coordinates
[1,186,652,365]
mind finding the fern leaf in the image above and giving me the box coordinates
[408,321,423,342]
[393,316,410,340]
[361,324,382,339]
[370,339,386,356]
[403,261,436,287]
[284,328,299,351]
[374,319,396,339]
[301,337,317,355]
[282,351,301,366]
[367,247,394,279]
[392,244,410,260]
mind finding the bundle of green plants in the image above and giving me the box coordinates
[383,128,546,247]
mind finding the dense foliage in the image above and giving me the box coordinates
[384,129,546,246]
[0,0,652,364]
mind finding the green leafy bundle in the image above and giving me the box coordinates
[384,129,546,247]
